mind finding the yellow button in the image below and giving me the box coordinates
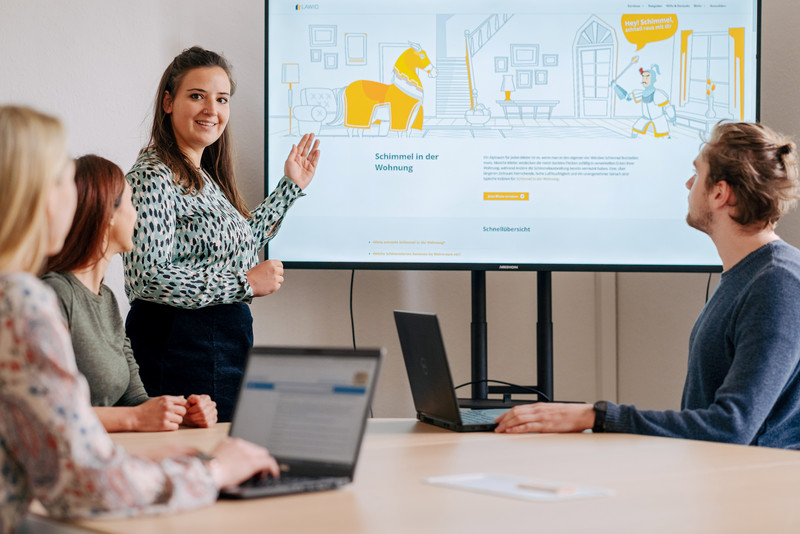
[483,192,529,201]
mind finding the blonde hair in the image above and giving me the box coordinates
[0,106,69,272]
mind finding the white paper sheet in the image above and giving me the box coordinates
[424,472,614,502]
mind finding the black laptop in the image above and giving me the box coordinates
[394,311,508,432]
[220,346,383,498]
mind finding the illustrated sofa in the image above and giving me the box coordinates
[292,87,345,135]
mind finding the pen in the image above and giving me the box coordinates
[516,482,577,495]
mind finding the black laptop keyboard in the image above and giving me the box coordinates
[240,475,347,495]
[459,409,499,424]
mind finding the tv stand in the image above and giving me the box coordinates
[459,270,554,408]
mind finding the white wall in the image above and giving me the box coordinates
[3,0,799,417]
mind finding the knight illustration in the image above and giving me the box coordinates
[621,65,675,138]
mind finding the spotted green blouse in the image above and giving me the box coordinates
[123,149,303,309]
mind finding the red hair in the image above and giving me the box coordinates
[46,155,126,273]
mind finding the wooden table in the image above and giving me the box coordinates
[496,100,560,119]
[26,419,800,533]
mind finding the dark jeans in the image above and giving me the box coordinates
[125,299,253,422]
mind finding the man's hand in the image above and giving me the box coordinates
[494,402,596,434]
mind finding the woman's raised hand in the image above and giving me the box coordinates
[284,133,321,190]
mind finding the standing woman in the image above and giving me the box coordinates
[0,105,278,531]
[124,47,320,421]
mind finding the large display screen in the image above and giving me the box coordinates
[266,0,759,271]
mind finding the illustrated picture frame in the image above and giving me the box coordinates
[516,69,533,89]
[542,54,558,67]
[345,33,367,65]
[510,44,539,67]
[324,53,338,69]
[309,24,337,47]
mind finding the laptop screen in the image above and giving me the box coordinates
[230,348,380,465]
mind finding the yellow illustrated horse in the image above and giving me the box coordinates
[344,42,437,135]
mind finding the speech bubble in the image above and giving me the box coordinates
[621,14,678,51]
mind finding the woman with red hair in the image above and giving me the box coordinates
[44,154,217,432]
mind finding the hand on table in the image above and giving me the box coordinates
[182,394,218,428]
[247,259,284,296]
[134,395,188,431]
[494,402,595,434]
[284,133,321,190]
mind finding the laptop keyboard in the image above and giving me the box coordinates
[240,475,347,495]
[459,409,500,424]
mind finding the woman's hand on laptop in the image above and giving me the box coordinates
[182,394,218,428]
[209,438,281,489]
[494,403,595,434]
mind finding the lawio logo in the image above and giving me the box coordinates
[295,3,320,9]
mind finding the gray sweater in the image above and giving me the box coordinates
[42,271,149,407]
[605,240,800,448]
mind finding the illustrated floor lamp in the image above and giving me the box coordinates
[281,63,299,135]
[501,74,515,101]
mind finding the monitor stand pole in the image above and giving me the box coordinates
[460,270,554,408]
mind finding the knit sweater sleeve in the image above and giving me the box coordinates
[115,336,150,407]
[41,272,73,324]
[604,268,800,444]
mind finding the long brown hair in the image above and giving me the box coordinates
[46,155,126,273]
[149,46,250,218]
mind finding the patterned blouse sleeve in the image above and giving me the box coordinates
[124,160,253,309]
[0,275,218,521]
[248,176,304,251]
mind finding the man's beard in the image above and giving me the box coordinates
[686,205,712,234]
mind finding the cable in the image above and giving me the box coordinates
[349,269,373,417]
[454,379,552,402]
[705,272,713,303]
[349,269,356,349]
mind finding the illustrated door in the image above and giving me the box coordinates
[574,17,616,118]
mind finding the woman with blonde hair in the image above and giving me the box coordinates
[0,105,278,532]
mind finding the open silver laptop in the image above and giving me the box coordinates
[394,311,508,432]
[220,346,383,499]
